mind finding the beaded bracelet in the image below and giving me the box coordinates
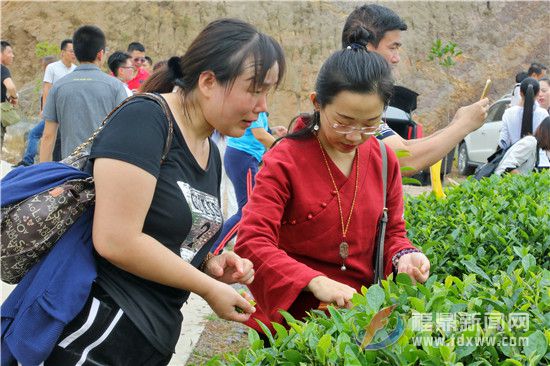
[199,252,215,272]
[392,248,422,269]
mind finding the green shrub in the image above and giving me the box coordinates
[203,270,549,365]
[35,41,58,59]
[405,172,550,281]
[202,172,550,365]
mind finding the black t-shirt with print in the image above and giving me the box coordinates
[1,65,11,102]
[86,96,223,355]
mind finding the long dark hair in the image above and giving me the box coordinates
[286,28,393,140]
[520,77,540,138]
[141,18,285,105]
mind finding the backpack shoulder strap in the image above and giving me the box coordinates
[66,93,174,164]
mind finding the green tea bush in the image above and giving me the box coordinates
[202,172,550,365]
[405,172,550,281]
[203,270,549,365]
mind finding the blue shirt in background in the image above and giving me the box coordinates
[227,112,269,162]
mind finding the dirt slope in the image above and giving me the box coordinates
[1,1,548,130]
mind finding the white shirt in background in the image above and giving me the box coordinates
[43,60,77,84]
[495,135,550,175]
[498,105,549,149]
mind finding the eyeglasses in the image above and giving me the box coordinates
[322,109,381,135]
[133,57,146,63]
[330,121,381,135]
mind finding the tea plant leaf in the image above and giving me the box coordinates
[316,333,332,364]
[521,254,536,273]
[461,258,492,283]
[284,349,303,362]
[524,330,547,364]
[366,284,385,312]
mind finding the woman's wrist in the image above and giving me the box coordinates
[199,252,215,273]
[305,275,325,292]
[392,248,422,269]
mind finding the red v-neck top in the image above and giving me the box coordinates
[234,135,416,330]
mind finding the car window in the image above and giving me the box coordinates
[485,101,509,123]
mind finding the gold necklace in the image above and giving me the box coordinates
[316,136,359,271]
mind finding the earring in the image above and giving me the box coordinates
[313,124,319,131]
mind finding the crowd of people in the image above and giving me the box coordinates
[495,64,550,175]
[0,3,547,365]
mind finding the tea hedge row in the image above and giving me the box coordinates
[405,172,550,280]
[201,172,550,365]
[204,269,549,365]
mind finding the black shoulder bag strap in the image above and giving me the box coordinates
[373,139,388,285]
[535,141,540,172]
[63,92,174,168]
[138,93,174,163]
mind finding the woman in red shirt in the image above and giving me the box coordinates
[235,29,430,331]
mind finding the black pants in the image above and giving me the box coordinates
[45,284,171,366]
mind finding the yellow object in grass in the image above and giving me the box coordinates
[430,160,446,199]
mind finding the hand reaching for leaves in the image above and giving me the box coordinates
[306,276,356,309]
[204,251,255,285]
[396,252,430,284]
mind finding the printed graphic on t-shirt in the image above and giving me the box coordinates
[177,181,222,262]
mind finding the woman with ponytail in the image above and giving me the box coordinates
[495,117,550,175]
[44,19,285,365]
[499,77,549,149]
[234,31,429,334]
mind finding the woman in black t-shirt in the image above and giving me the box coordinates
[45,19,285,365]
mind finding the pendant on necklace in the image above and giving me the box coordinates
[339,241,349,271]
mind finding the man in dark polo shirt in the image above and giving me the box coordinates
[40,25,127,161]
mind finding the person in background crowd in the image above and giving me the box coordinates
[126,41,149,92]
[44,18,285,365]
[40,25,127,161]
[143,55,153,74]
[511,62,548,106]
[495,117,550,175]
[537,78,550,112]
[499,77,549,150]
[153,59,167,72]
[42,39,77,113]
[510,71,529,107]
[14,39,77,167]
[210,112,287,254]
[108,51,134,97]
[235,32,429,335]
[293,4,489,176]
[1,40,18,145]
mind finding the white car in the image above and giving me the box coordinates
[457,97,511,175]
